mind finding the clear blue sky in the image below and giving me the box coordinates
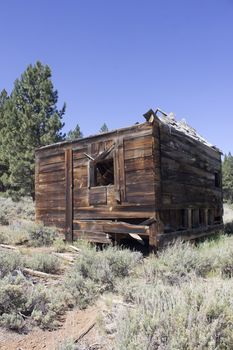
[0,0,232,153]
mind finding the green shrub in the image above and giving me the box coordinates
[53,238,68,253]
[30,285,67,329]
[64,271,98,309]
[64,245,142,310]
[57,340,77,350]
[0,273,30,330]
[72,245,142,288]
[26,253,61,274]
[142,241,214,285]
[0,210,9,225]
[6,225,30,245]
[0,272,67,331]
[0,231,8,244]
[0,250,24,277]
[57,340,92,350]
[0,312,24,331]
[0,197,34,223]
[26,223,58,247]
[109,278,233,350]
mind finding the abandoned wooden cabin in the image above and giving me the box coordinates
[35,108,223,249]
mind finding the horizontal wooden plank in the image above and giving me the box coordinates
[72,148,88,160]
[36,218,66,229]
[39,154,65,167]
[125,170,156,185]
[103,221,149,235]
[38,172,65,184]
[73,230,111,244]
[124,147,152,160]
[74,205,155,220]
[39,162,65,173]
[124,135,152,150]
[36,182,65,192]
[36,208,66,216]
[89,187,107,205]
[36,148,65,160]
[158,224,224,246]
[125,155,154,172]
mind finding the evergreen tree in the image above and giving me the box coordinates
[67,124,83,140]
[1,61,65,199]
[222,152,233,202]
[0,89,9,191]
[99,123,109,133]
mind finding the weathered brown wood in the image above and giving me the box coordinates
[73,230,111,244]
[65,148,73,242]
[103,221,149,235]
[149,222,157,249]
[36,113,223,248]
[188,209,192,229]
[89,187,107,205]
[158,224,224,246]
[118,136,126,201]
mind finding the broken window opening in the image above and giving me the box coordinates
[93,158,114,186]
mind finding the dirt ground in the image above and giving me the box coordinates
[0,302,106,350]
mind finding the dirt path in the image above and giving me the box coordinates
[0,304,102,350]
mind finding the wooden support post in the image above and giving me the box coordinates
[192,209,200,228]
[65,148,73,242]
[149,222,157,252]
[188,209,192,229]
[204,208,209,226]
[208,209,214,225]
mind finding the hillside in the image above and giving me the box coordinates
[0,198,232,349]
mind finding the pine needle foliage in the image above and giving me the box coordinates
[0,61,65,199]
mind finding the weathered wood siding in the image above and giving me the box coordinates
[159,122,223,231]
[35,122,158,242]
[72,123,156,224]
[35,115,223,246]
[35,147,66,229]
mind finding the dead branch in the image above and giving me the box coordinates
[52,252,75,263]
[74,321,96,343]
[22,267,60,279]
[68,245,81,253]
[0,244,20,252]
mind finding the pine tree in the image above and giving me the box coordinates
[0,89,10,191]
[99,123,109,133]
[67,124,83,140]
[1,61,65,199]
[222,152,233,202]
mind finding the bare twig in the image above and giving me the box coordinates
[74,321,96,343]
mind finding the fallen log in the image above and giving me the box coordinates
[0,244,20,252]
[68,245,81,253]
[22,267,60,279]
[52,252,75,263]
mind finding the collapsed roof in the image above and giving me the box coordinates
[145,108,220,153]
